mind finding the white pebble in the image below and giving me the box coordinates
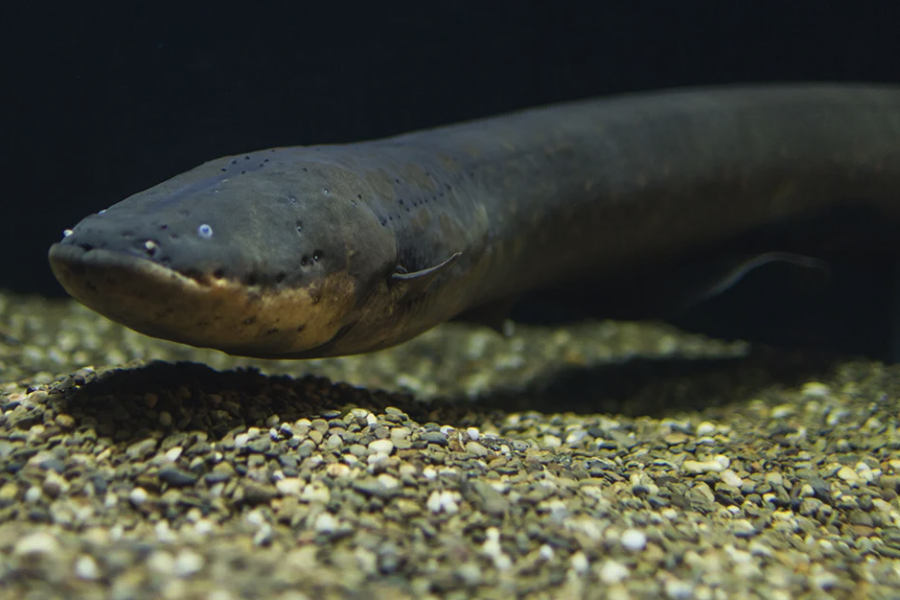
[621,528,647,552]
[13,531,60,556]
[720,469,743,488]
[147,550,175,575]
[234,433,250,449]
[665,579,695,600]
[390,427,411,441]
[565,430,588,446]
[24,486,42,503]
[314,512,339,533]
[300,482,331,504]
[174,550,204,577]
[377,474,400,490]
[801,382,831,397]
[164,447,183,462]
[466,427,481,441]
[542,435,562,449]
[245,508,267,527]
[599,559,629,584]
[539,544,555,561]
[129,487,149,505]
[74,554,100,580]
[276,478,303,496]
[569,551,589,574]
[368,439,394,455]
[682,459,726,474]
[696,421,716,436]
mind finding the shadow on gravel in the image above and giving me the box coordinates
[55,344,849,441]
[470,346,846,417]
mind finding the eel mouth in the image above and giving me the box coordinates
[48,243,352,358]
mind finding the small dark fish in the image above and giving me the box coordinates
[49,84,900,358]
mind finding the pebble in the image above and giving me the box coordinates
[368,439,394,455]
[465,441,489,456]
[314,512,339,533]
[569,551,589,574]
[696,421,716,436]
[129,487,149,505]
[665,579,695,600]
[13,531,60,556]
[74,554,101,580]
[683,459,727,474]
[174,550,205,577]
[159,465,200,487]
[620,528,647,552]
[542,434,562,449]
[126,438,158,460]
[720,469,743,488]
[837,466,860,484]
[276,477,303,496]
[599,559,630,584]
[420,431,449,447]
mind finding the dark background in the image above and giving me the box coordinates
[4,2,900,357]
[5,2,898,296]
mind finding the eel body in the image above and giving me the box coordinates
[49,84,900,358]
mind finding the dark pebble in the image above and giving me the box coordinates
[420,431,448,446]
[242,482,278,505]
[204,471,232,485]
[39,458,67,473]
[352,479,395,500]
[158,465,200,487]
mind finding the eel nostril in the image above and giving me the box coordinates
[143,240,160,257]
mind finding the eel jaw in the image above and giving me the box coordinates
[48,243,354,358]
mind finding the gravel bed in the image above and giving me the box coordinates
[1,291,900,599]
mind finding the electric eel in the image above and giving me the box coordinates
[49,84,900,359]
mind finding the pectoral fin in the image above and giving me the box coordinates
[390,252,462,299]
[683,251,831,309]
